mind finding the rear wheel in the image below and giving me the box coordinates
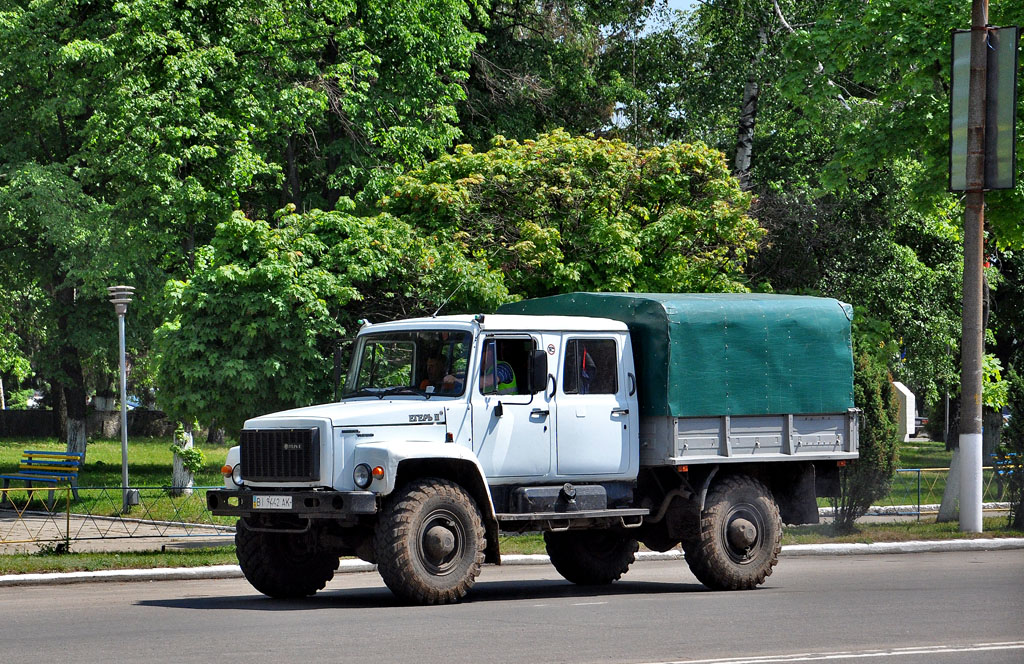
[683,475,781,590]
[374,478,486,605]
[544,529,638,585]
[235,519,339,598]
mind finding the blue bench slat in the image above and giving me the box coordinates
[0,474,61,483]
[22,450,84,457]
[21,460,80,468]
[15,470,77,477]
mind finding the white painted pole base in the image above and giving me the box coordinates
[959,432,983,532]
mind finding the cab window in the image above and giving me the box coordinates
[562,339,618,395]
[479,337,535,395]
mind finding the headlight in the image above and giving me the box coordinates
[353,463,372,489]
[231,464,244,486]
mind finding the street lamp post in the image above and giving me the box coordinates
[108,285,138,513]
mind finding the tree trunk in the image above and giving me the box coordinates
[171,422,195,497]
[734,28,767,191]
[982,409,1002,460]
[936,447,961,522]
[206,422,225,446]
[55,382,68,442]
[286,136,302,209]
[0,376,5,410]
[55,284,89,461]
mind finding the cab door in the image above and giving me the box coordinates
[554,334,634,476]
[472,335,553,478]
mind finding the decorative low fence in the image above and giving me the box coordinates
[0,467,1015,547]
[0,486,234,547]
[880,466,1011,519]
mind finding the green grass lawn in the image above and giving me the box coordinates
[898,438,953,468]
[0,436,234,486]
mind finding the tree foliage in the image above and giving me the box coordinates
[154,207,507,429]
[2,0,1020,449]
[384,130,760,297]
[1,0,484,437]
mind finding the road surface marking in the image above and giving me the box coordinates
[639,641,1024,664]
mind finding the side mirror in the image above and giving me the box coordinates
[333,340,352,401]
[527,349,548,394]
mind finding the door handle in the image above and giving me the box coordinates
[531,408,550,418]
[628,373,636,396]
[611,408,630,416]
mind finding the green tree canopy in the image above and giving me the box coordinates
[382,130,761,297]
[154,207,507,429]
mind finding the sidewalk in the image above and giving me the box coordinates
[2,537,1023,588]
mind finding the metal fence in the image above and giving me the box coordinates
[0,468,1015,547]
[881,466,1010,519]
[0,486,234,546]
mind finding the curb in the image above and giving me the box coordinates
[2,538,1022,588]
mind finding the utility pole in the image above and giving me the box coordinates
[959,0,988,533]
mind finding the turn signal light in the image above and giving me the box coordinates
[372,466,385,479]
[221,465,232,475]
[838,460,848,467]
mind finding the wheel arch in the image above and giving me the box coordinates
[700,462,824,526]
[394,458,501,564]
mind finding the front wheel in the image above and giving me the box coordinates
[235,519,339,598]
[373,478,486,605]
[544,529,638,585]
[683,474,782,590]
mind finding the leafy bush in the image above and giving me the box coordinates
[832,318,901,533]
[997,366,1024,529]
[5,387,36,410]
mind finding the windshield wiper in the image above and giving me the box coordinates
[377,386,424,399]
[340,389,380,399]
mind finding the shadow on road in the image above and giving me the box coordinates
[136,578,707,612]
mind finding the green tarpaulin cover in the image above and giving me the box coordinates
[498,293,854,418]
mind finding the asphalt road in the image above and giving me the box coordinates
[1,550,1022,664]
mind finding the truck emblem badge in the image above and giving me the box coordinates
[409,411,445,423]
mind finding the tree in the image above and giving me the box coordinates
[383,130,761,298]
[1,0,486,444]
[155,208,507,431]
[775,0,1024,248]
[458,1,658,147]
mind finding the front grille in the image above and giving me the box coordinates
[240,428,320,482]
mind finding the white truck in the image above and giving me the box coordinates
[208,293,859,604]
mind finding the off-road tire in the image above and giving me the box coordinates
[544,529,639,585]
[683,474,782,590]
[235,519,339,598]
[373,478,485,605]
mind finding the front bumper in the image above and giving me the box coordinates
[207,489,378,518]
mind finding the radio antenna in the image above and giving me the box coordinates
[432,279,468,318]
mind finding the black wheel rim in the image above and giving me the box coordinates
[719,501,765,565]
[416,507,466,576]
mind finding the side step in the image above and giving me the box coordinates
[495,507,648,532]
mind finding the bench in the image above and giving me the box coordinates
[0,450,83,509]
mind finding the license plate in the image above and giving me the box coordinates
[253,495,292,510]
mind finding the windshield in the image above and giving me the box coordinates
[342,330,472,399]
